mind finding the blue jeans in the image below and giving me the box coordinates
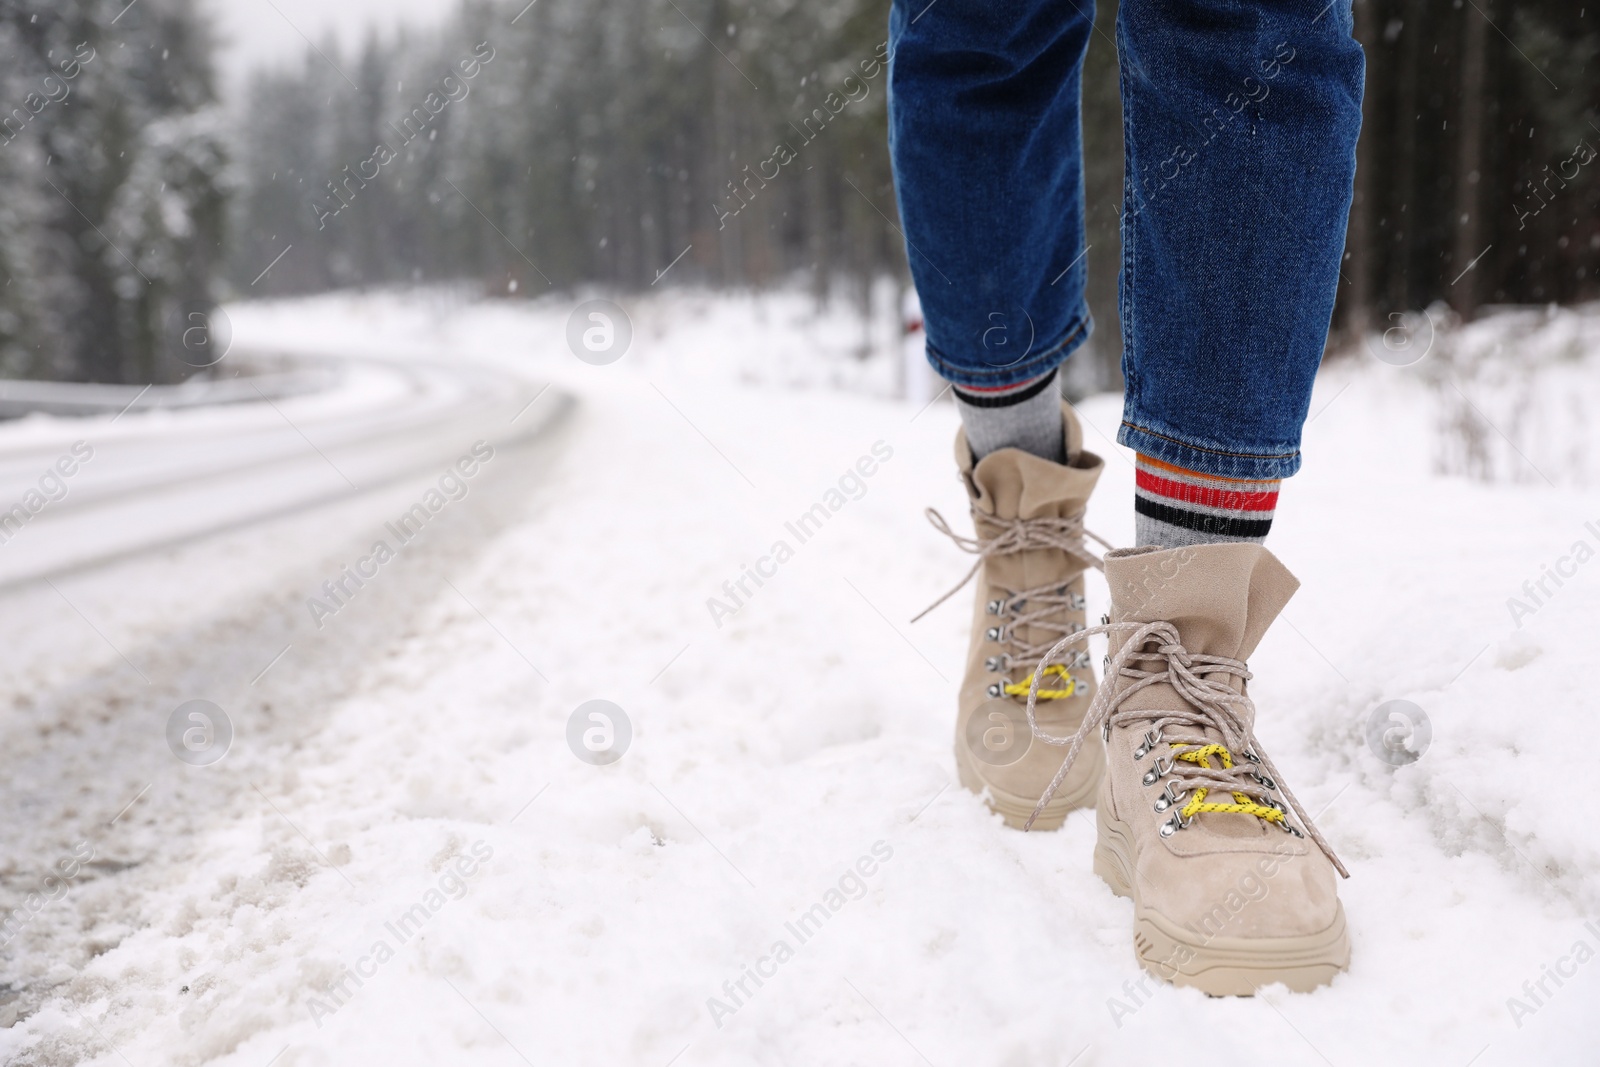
[888,0,1364,479]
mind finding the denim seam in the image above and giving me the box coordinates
[1116,15,1140,430]
[1117,418,1304,480]
[1119,419,1301,461]
[925,312,1090,388]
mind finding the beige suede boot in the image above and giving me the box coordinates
[1023,543,1350,994]
[916,403,1110,830]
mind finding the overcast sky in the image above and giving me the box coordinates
[203,0,457,97]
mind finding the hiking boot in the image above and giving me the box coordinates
[1027,543,1350,994]
[916,402,1109,830]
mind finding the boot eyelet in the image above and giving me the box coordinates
[1067,593,1086,611]
[1133,728,1163,760]
[985,626,1005,642]
[1251,771,1277,791]
[1101,721,1111,742]
[985,656,1004,672]
[986,683,1004,697]
[1155,782,1187,812]
[1279,820,1304,838]
[1159,812,1190,837]
[986,599,1005,615]
[1100,612,1110,626]
[1140,758,1172,787]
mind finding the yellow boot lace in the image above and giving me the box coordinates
[1004,663,1080,700]
[1171,743,1285,824]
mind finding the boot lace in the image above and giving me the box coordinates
[912,505,1113,701]
[1020,620,1349,878]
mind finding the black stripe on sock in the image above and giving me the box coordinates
[951,370,1056,409]
[1134,495,1274,539]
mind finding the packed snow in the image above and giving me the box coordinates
[0,287,1595,1066]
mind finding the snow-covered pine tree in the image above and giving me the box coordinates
[0,0,229,384]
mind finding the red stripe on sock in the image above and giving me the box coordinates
[954,372,1051,394]
[1135,469,1279,513]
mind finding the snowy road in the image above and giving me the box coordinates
[0,292,1595,1066]
[0,355,554,589]
[0,340,569,1050]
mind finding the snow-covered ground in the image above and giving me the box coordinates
[0,287,1596,1065]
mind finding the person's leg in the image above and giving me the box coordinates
[888,0,1095,462]
[1047,0,1364,993]
[1115,0,1365,545]
[891,0,1109,828]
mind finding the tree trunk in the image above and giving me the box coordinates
[1388,0,1426,313]
[1343,0,1382,338]
[1451,0,1489,319]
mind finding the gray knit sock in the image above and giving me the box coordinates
[952,370,1064,463]
[1132,452,1278,547]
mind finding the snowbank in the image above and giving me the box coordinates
[0,288,1593,1065]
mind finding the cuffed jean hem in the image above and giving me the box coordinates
[925,310,1091,390]
[1117,415,1303,481]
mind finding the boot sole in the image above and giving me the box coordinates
[1094,806,1350,995]
[954,739,1102,830]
